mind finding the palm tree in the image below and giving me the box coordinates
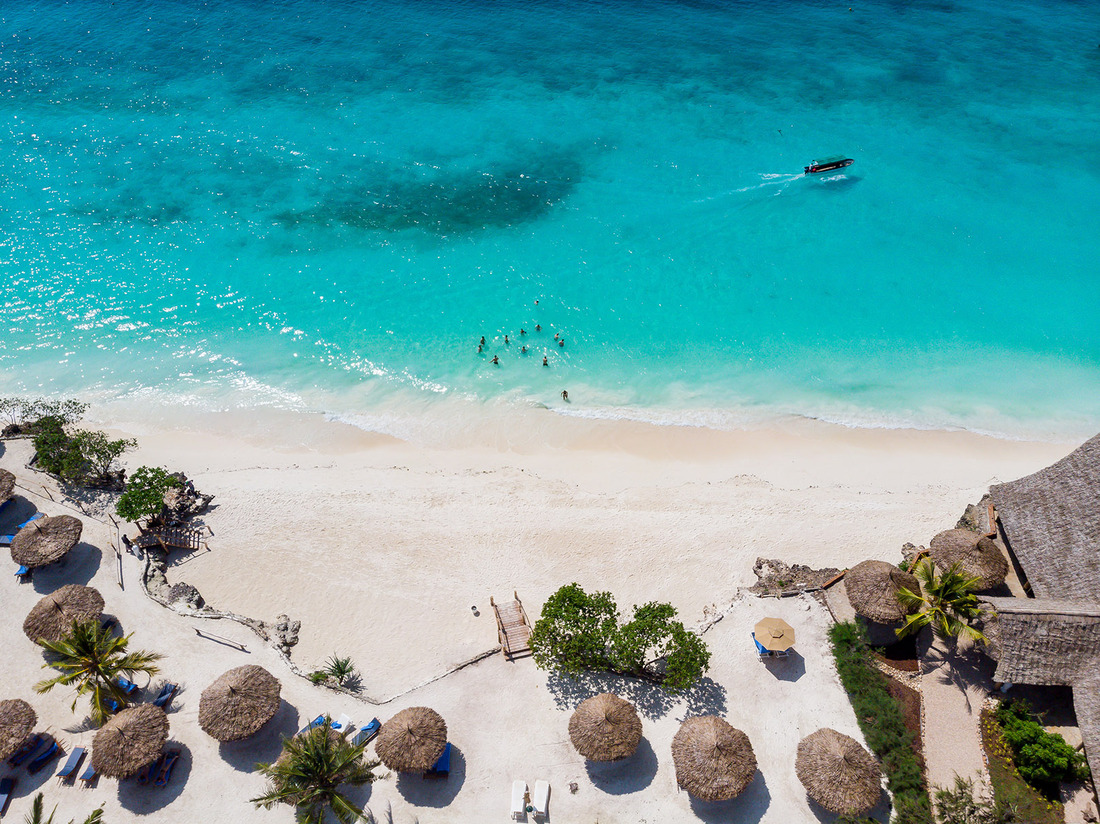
[24,792,104,824]
[252,721,380,824]
[895,559,988,643]
[34,619,163,726]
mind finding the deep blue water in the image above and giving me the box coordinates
[2,0,1100,440]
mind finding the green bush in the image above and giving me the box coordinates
[829,622,932,823]
[33,418,135,487]
[994,699,1089,797]
[116,466,182,523]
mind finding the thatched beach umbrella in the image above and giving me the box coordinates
[0,469,14,506]
[844,560,920,624]
[671,716,756,801]
[796,728,882,815]
[199,665,281,741]
[929,529,1009,591]
[10,514,82,569]
[0,699,37,761]
[754,617,795,652]
[23,584,105,644]
[91,703,169,779]
[569,693,643,762]
[375,707,447,773]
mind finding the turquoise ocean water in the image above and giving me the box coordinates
[2,0,1100,442]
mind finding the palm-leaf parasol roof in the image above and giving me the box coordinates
[0,469,14,506]
[0,699,37,761]
[929,529,1009,590]
[796,728,882,815]
[671,716,757,801]
[375,707,447,773]
[199,665,281,741]
[10,514,82,569]
[568,693,643,761]
[92,703,169,778]
[23,584,105,644]
[844,560,920,624]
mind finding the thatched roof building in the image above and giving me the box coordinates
[844,560,920,625]
[568,693,642,762]
[671,716,756,801]
[23,585,105,644]
[199,665,281,741]
[0,469,14,506]
[795,728,882,815]
[929,529,1008,591]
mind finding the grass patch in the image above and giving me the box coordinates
[979,707,1063,824]
[830,622,932,824]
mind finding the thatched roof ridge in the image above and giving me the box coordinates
[91,704,169,778]
[844,560,920,624]
[375,707,447,773]
[671,716,756,801]
[199,665,281,741]
[980,597,1100,686]
[0,699,36,761]
[23,585,105,644]
[568,693,642,762]
[795,728,882,815]
[10,514,83,569]
[990,433,1100,600]
[0,469,14,505]
[929,529,1009,590]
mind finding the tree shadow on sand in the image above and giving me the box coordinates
[586,737,658,794]
[218,699,301,772]
[118,740,192,813]
[688,770,770,824]
[392,745,465,807]
[545,672,726,720]
[30,542,102,592]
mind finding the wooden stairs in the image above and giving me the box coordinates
[134,525,209,553]
[491,591,533,660]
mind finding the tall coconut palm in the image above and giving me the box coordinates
[34,619,162,726]
[895,559,988,643]
[24,791,103,824]
[252,721,380,824]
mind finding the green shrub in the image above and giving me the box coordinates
[994,699,1089,798]
[829,622,932,823]
[934,775,1016,824]
[33,418,135,487]
[116,466,182,523]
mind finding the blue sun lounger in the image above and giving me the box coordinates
[424,742,451,778]
[56,746,86,781]
[297,715,326,736]
[752,632,771,657]
[17,513,44,529]
[15,565,30,580]
[0,777,14,815]
[28,736,61,775]
[352,718,381,746]
[115,677,140,696]
[155,750,181,787]
[0,535,14,547]
[152,683,178,708]
[7,733,45,767]
[78,762,98,785]
[138,753,164,785]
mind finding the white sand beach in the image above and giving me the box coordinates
[0,413,1072,823]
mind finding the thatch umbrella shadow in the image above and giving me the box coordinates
[23,584,105,644]
[199,665,281,742]
[586,736,657,794]
[393,745,465,806]
[217,698,298,772]
[117,740,191,812]
[30,542,102,592]
[688,770,769,824]
[10,514,82,569]
[0,699,37,761]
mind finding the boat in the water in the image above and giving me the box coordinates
[804,155,854,175]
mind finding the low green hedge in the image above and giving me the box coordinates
[995,699,1089,799]
[830,622,932,824]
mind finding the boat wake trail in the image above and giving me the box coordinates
[693,172,804,203]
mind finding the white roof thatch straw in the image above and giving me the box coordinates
[929,529,1008,590]
[796,728,882,815]
[0,469,14,506]
[91,704,169,779]
[844,560,920,624]
[568,693,642,762]
[199,665,281,742]
[23,585,105,644]
[10,514,82,569]
[671,716,756,801]
[0,699,37,761]
[990,433,1100,600]
[375,707,447,773]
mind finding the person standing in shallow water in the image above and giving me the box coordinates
[542,356,548,366]
[561,390,568,401]
[492,355,500,365]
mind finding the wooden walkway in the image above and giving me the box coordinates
[491,592,533,660]
[134,526,209,553]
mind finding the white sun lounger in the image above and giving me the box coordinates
[331,714,354,734]
[532,779,550,819]
[511,780,528,820]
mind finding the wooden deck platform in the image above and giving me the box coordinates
[134,526,209,553]
[491,592,533,660]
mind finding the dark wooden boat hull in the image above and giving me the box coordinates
[804,159,854,174]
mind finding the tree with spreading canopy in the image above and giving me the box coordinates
[115,466,182,524]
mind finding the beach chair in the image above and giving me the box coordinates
[511,780,528,820]
[56,746,86,781]
[105,696,123,715]
[115,676,140,696]
[752,632,771,658]
[27,736,61,775]
[352,718,381,746]
[532,780,550,820]
[154,750,181,787]
[17,513,43,529]
[152,683,178,708]
[15,565,31,581]
[0,777,14,816]
[138,753,165,785]
[424,742,451,779]
[331,714,354,734]
[7,733,45,767]
[78,763,98,785]
[297,715,327,736]
[0,535,14,547]
[773,647,790,658]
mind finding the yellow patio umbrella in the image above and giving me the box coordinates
[753,617,795,652]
